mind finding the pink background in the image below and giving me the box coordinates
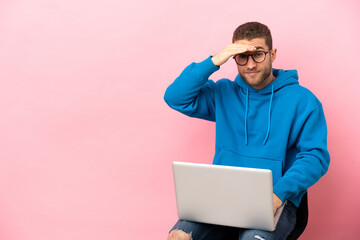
[0,0,359,239]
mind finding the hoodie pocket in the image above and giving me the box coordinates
[214,149,283,185]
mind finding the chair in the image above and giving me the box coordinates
[286,192,309,240]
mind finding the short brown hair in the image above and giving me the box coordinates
[232,22,272,49]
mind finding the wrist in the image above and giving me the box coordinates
[273,193,283,206]
[211,55,223,67]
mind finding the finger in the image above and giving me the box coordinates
[232,44,256,55]
[247,45,257,51]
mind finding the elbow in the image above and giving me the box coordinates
[314,150,330,178]
[164,87,181,110]
[164,89,174,108]
[321,151,331,175]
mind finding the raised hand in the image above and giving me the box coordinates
[211,43,257,66]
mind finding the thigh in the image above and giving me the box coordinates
[170,219,239,240]
[238,201,297,240]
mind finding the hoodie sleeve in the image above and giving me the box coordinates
[164,56,220,121]
[273,103,330,203]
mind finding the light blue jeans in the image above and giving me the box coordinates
[170,200,297,240]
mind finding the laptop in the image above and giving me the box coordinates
[172,161,285,231]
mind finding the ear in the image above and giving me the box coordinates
[270,48,277,63]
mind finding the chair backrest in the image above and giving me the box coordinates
[286,192,309,240]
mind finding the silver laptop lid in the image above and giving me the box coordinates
[173,162,283,231]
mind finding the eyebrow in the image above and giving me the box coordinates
[255,46,265,50]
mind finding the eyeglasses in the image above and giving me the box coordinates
[233,50,272,66]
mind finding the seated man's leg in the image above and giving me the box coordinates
[168,219,238,240]
[238,201,297,240]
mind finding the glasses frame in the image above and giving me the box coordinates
[233,49,272,66]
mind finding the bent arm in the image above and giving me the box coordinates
[273,104,330,203]
[164,56,220,121]
[164,43,256,120]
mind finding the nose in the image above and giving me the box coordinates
[246,55,257,69]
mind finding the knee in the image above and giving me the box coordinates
[168,229,192,240]
[239,231,269,240]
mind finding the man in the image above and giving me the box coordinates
[164,22,330,240]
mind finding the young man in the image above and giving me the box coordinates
[164,22,330,240]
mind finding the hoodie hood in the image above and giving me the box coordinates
[235,69,299,145]
[235,69,299,94]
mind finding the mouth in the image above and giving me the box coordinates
[246,71,260,77]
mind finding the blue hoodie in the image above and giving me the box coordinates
[164,56,330,207]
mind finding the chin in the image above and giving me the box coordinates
[246,78,262,87]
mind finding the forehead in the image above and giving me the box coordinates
[234,38,268,49]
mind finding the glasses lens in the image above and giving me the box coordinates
[253,51,266,63]
[235,54,248,65]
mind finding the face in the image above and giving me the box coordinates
[234,38,277,90]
